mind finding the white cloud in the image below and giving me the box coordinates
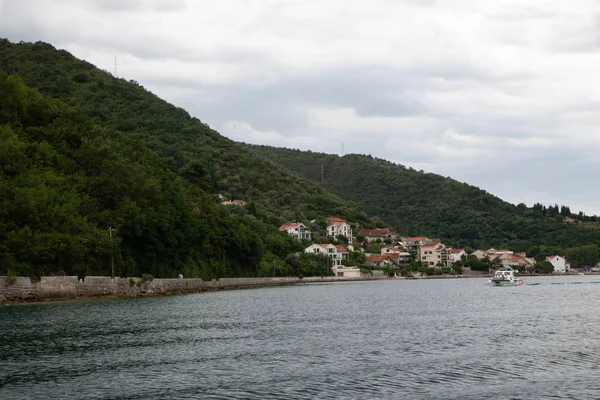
[2,0,600,214]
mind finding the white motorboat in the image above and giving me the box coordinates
[489,267,524,286]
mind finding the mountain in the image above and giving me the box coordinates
[0,39,370,279]
[0,39,367,226]
[245,145,600,254]
[1,38,599,276]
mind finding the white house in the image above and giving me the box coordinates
[472,250,489,260]
[401,237,433,253]
[448,248,466,264]
[546,255,568,273]
[279,222,312,241]
[304,243,353,266]
[331,265,361,278]
[326,217,353,242]
[358,228,399,243]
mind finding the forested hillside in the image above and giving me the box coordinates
[3,38,599,277]
[246,146,600,255]
[0,39,367,227]
[0,39,370,279]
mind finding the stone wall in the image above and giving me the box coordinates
[0,274,388,304]
[0,277,37,302]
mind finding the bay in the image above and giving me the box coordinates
[2,276,600,399]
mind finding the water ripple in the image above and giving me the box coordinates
[2,276,600,399]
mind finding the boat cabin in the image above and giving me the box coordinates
[493,267,515,281]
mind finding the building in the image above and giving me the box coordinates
[279,222,312,241]
[472,248,513,260]
[402,237,433,253]
[546,255,568,273]
[472,250,490,260]
[381,247,411,265]
[366,254,396,267]
[331,265,361,278]
[498,253,535,269]
[304,243,353,266]
[326,217,353,242]
[358,228,399,243]
[221,199,247,206]
[448,248,466,264]
[419,243,451,267]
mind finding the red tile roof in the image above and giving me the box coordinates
[358,228,390,237]
[279,223,302,230]
[368,255,393,262]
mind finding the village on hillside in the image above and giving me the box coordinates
[277,217,575,278]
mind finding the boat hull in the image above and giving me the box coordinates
[489,279,524,286]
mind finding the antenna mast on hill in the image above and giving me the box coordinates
[114,55,118,77]
[342,141,344,156]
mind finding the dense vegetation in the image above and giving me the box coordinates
[2,38,600,278]
[0,39,368,227]
[0,39,369,279]
[246,146,600,256]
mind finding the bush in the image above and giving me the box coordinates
[6,270,17,286]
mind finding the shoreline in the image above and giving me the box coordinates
[1,272,591,306]
[0,275,389,306]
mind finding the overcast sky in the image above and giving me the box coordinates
[2,0,600,214]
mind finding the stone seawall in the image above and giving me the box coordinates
[0,274,385,304]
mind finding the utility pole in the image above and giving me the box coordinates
[109,227,115,280]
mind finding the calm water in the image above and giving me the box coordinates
[2,276,600,399]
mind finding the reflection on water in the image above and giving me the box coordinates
[2,276,600,399]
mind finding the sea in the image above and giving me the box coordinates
[2,275,600,399]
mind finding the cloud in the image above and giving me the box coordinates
[2,0,600,214]
[85,0,187,12]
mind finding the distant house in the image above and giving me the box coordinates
[563,217,575,224]
[381,247,411,265]
[472,248,513,260]
[366,254,395,267]
[279,222,312,241]
[331,265,361,278]
[448,248,466,264]
[381,247,402,254]
[499,253,535,269]
[326,217,353,242]
[221,199,247,206]
[546,255,568,273]
[358,228,399,243]
[472,250,489,260]
[401,237,433,253]
[419,243,451,267]
[304,243,353,266]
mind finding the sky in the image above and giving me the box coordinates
[1,0,600,214]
